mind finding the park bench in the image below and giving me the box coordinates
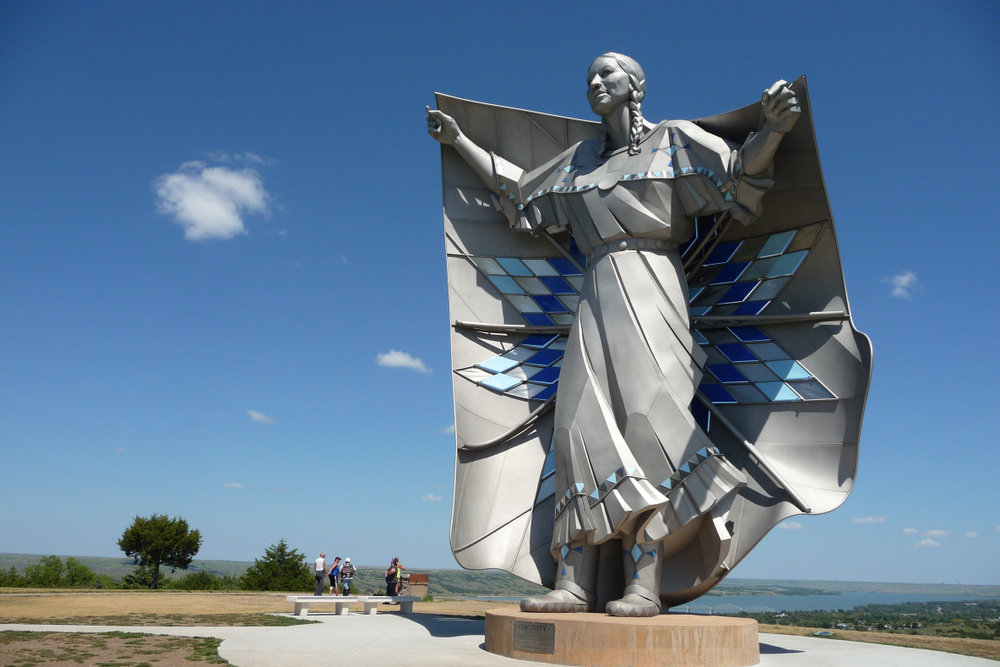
[286,595,420,616]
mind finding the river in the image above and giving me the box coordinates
[471,593,996,613]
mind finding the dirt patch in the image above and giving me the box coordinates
[0,630,227,667]
[759,624,1000,661]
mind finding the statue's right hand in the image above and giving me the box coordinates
[426,106,461,145]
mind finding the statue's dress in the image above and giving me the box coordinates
[490,120,774,556]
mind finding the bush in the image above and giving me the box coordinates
[122,564,171,589]
[2,557,99,589]
[0,565,24,587]
[64,558,96,588]
[24,555,64,587]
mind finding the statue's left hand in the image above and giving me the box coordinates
[426,106,461,145]
[762,81,801,135]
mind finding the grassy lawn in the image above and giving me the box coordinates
[0,631,229,667]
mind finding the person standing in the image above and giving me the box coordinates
[328,556,342,595]
[313,553,326,596]
[341,557,357,595]
[385,557,405,596]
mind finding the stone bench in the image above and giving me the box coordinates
[286,595,420,616]
[362,596,420,614]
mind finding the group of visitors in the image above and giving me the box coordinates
[312,552,357,596]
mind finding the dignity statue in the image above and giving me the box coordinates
[427,54,871,617]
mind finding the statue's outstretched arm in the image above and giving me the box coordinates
[740,81,801,176]
[426,106,500,197]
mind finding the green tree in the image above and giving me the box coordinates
[0,565,24,587]
[64,558,96,588]
[118,514,202,589]
[24,556,64,587]
[240,539,313,592]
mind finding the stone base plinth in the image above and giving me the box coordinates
[485,609,758,667]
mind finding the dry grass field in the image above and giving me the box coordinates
[0,590,516,626]
[1,590,996,663]
[759,623,1000,661]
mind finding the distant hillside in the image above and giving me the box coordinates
[0,553,546,596]
[1,553,997,598]
[715,578,1000,597]
[0,553,250,579]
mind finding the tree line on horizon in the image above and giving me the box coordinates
[1,513,549,597]
[0,513,361,593]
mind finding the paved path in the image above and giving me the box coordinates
[2,613,995,666]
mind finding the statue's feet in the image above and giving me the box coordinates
[520,588,591,613]
[606,593,661,617]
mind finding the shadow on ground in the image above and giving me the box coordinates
[760,642,804,654]
[400,614,486,638]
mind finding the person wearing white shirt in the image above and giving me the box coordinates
[314,553,326,596]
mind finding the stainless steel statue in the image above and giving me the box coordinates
[427,54,872,617]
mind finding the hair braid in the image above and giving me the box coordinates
[592,53,647,162]
[627,82,644,154]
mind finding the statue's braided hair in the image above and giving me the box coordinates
[596,52,647,157]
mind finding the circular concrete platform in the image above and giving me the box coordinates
[485,609,759,667]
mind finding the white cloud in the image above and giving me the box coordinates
[777,521,803,530]
[852,516,886,524]
[902,528,919,534]
[248,410,275,424]
[884,270,918,298]
[443,424,455,435]
[915,539,940,548]
[377,350,431,374]
[114,447,127,454]
[924,530,949,538]
[154,161,270,240]
[223,482,243,489]
[207,151,273,166]
[964,532,978,538]
[240,152,269,165]
[421,494,443,502]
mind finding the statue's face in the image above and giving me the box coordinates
[587,57,631,117]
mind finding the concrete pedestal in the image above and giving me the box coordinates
[485,609,759,667]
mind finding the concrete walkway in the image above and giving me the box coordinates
[2,613,995,666]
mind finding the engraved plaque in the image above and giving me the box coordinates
[514,620,555,654]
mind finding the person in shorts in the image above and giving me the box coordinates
[328,556,342,595]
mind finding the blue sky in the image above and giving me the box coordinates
[1,1,997,585]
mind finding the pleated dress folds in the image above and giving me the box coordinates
[489,120,772,557]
